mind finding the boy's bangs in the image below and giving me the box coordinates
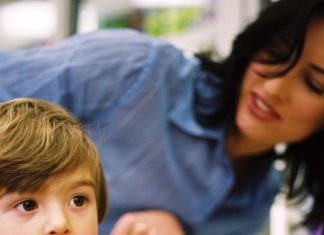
[0,99,97,193]
[0,128,96,193]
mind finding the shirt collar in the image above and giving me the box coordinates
[168,69,226,140]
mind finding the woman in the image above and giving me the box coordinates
[0,0,323,234]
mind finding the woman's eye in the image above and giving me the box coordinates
[253,65,284,78]
[304,76,324,95]
[16,200,38,212]
[70,195,88,208]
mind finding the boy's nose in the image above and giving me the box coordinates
[45,206,71,234]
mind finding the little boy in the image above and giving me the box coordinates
[0,98,108,235]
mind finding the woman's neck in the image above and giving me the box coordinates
[226,127,274,160]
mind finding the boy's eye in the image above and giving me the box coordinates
[16,200,38,212]
[70,195,88,207]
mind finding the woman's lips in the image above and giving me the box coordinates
[248,92,282,121]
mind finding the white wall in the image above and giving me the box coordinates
[213,0,260,58]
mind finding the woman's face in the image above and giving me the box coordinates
[236,16,324,148]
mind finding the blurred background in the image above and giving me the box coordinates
[0,0,271,57]
[0,0,314,234]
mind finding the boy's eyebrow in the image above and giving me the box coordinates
[310,63,324,74]
[70,179,96,190]
[0,180,95,199]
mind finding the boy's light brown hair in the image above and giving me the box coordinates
[0,98,107,222]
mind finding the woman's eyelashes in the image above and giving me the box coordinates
[254,64,324,96]
[253,63,287,77]
[304,74,324,95]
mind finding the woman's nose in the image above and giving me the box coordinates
[45,206,71,235]
[263,77,292,102]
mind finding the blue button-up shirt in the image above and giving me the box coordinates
[0,30,283,235]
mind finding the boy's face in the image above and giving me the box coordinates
[0,167,98,235]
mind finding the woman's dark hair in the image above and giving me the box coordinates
[195,0,324,229]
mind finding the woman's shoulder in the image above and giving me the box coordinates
[63,29,181,61]
[43,29,196,80]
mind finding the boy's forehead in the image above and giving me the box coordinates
[0,166,96,197]
[0,168,97,211]
[41,166,95,192]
